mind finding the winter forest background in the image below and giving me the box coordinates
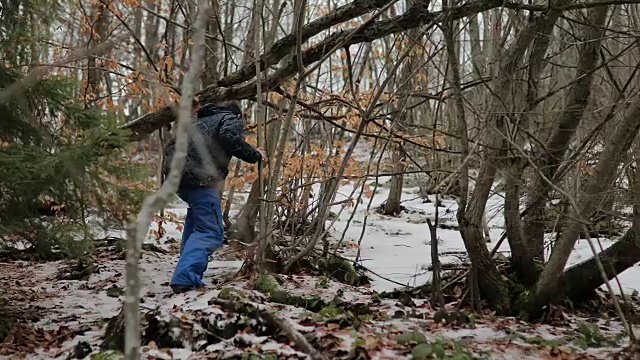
[3,0,640,359]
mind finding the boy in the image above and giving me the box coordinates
[163,101,266,293]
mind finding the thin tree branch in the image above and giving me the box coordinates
[123,2,210,359]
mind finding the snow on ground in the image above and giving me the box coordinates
[2,142,639,358]
[318,174,640,295]
[4,243,630,359]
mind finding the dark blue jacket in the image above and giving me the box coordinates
[163,104,262,189]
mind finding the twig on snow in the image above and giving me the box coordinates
[261,310,328,360]
[209,298,327,360]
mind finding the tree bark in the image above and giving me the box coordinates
[499,9,560,282]
[554,143,640,320]
[217,0,397,87]
[85,0,111,107]
[442,0,469,213]
[531,95,640,318]
[504,162,537,284]
[560,228,640,304]
[522,7,608,262]
[122,3,210,359]
[382,146,405,216]
[467,13,485,79]
[459,11,563,313]
[382,26,416,216]
[203,0,221,86]
[229,0,285,243]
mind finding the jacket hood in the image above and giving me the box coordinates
[197,103,242,119]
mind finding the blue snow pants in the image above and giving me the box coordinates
[170,187,225,287]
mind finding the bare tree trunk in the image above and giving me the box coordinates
[134,0,161,148]
[243,0,259,63]
[467,13,485,79]
[233,182,261,242]
[260,0,307,270]
[220,0,240,222]
[221,0,236,77]
[442,0,468,212]
[85,0,111,107]
[128,4,144,119]
[502,10,559,283]
[381,33,413,216]
[253,0,268,269]
[561,228,639,304]
[158,1,181,211]
[231,0,287,243]
[458,11,560,312]
[382,146,405,216]
[123,3,210,359]
[522,8,607,263]
[428,217,444,307]
[225,0,260,239]
[531,96,640,318]
[503,162,536,284]
[203,0,221,85]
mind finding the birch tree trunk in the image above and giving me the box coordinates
[123,3,210,359]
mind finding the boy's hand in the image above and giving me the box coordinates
[256,147,268,162]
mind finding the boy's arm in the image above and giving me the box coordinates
[219,116,262,163]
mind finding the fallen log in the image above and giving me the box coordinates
[119,0,528,142]
[561,228,640,303]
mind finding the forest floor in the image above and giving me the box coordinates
[1,175,639,359]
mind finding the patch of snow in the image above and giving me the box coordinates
[6,151,640,360]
